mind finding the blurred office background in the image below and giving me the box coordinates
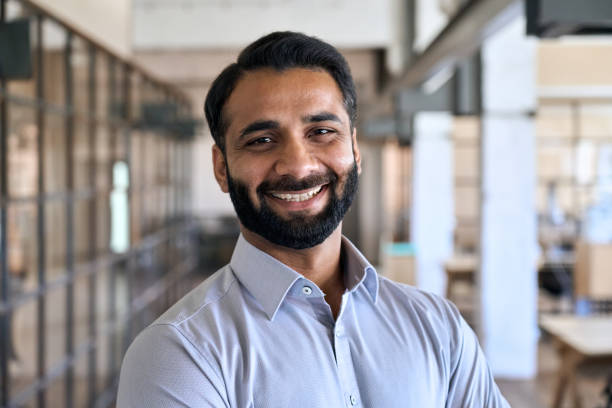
[1,0,612,407]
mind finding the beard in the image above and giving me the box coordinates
[226,162,359,250]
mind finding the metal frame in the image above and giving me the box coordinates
[526,0,612,37]
[0,1,199,406]
[362,0,521,122]
[86,40,97,408]
[34,12,45,408]
[0,0,10,406]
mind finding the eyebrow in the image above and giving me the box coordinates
[303,112,342,124]
[238,120,279,140]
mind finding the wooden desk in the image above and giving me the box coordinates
[444,254,478,299]
[539,314,612,408]
[444,254,575,300]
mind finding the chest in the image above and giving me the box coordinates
[218,305,449,408]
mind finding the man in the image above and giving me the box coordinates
[117,32,510,407]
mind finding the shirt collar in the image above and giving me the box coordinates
[341,236,379,303]
[230,234,379,321]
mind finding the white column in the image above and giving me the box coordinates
[359,142,385,264]
[412,112,454,295]
[479,15,538,378]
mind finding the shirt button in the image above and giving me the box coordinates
[335,327,344,337]
[350,395,357,405]
[302,286,313,295]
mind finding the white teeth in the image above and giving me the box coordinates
[271,186,323,202]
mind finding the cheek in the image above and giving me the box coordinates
[336,155,356,170]
[250,187,264,209]
[330,158,357,193]
[230,166,267,206]
[328,147,357,174]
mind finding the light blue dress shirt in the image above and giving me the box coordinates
[117,234,509,407]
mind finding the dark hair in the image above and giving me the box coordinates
[204,31,357,153]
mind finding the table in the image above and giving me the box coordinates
[443,254,574,300]
[444,254,478,299]
[539,314,612,408]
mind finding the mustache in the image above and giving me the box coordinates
[257,172,337,193]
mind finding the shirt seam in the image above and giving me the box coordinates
[154,322,228,391]
[172,271,240,327]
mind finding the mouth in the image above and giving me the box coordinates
[269,185,324,203]
[268,185,325,202]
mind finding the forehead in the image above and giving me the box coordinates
[223,68,347,132]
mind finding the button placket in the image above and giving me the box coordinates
[334,295,361,408]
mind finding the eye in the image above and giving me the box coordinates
[311,128,335,138]
[246,136,273,146]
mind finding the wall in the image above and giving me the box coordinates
[538,41,612,88]
[30,0,132,57]
[132,0,393,50]
[414,0,449,52]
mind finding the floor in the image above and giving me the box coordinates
[498,339,611,408]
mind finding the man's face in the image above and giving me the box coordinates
[212,68,361,249]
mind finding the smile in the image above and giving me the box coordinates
[269,185,324,202]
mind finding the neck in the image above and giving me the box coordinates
[241,225,346,317]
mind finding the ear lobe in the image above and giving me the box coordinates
[352,128,362,174]
[212,144,229,193]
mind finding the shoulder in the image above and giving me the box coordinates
[122,264,240,368]
[154,264,239,326]
[124,264,246,368]
[117,266,240,406]
[118,322,230,407]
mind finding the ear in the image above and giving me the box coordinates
[351,128,362,174]
[212,144,229,193]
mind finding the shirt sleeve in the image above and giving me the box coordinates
[444,301,511,408]
[117,323,229,408]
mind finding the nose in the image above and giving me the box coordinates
[273,137,319,179]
